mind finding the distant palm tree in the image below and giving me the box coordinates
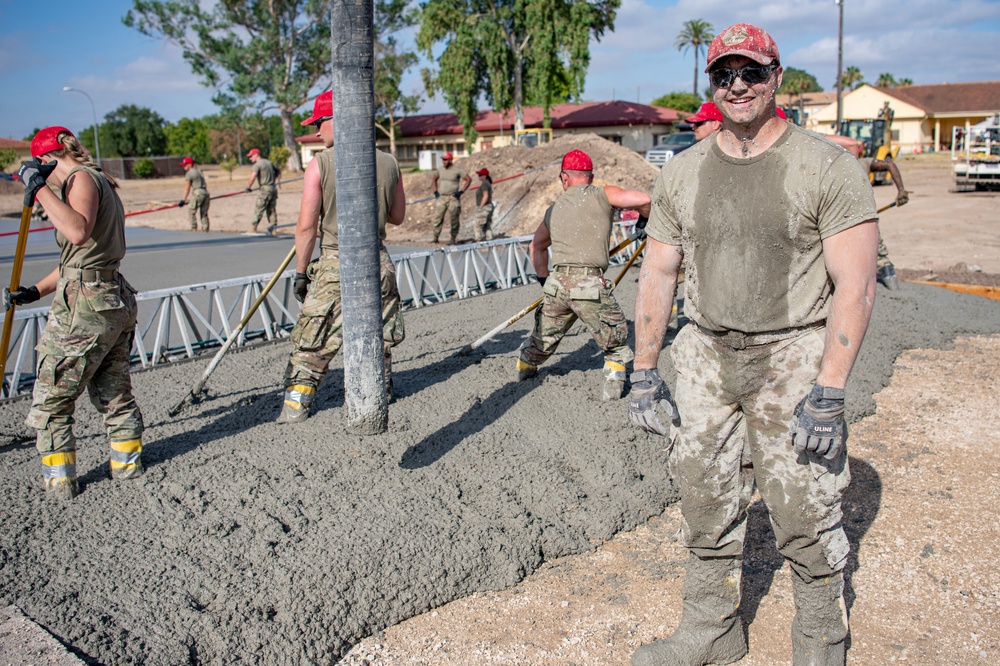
[875,72,896,88]
[897,77,913,87]
[839,66,865,91]
[676,19,714,98]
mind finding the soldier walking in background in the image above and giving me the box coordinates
[517,149,650,402]
[429,151,469,244]
[629,24,878,666]
[278,91,407,423]
[473,167,495,242]
[6,127,145,499]
[179,156,210,232]
[246,148,279,233]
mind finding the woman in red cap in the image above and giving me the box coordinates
[473,167,494,241]
[179,156,210,232]
[9,126,145,499]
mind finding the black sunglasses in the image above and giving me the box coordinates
[311,116,333,129]
[690,120,708,128]
[709,63,778,89]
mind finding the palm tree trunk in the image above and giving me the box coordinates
[693,52,699,97]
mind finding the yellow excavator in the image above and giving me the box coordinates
[837,102,900,184]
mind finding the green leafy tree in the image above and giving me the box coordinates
[675,19,714,98]
[269,145,292,174]
[875,72,896,88]
[124,0,331,172]
[0,148,19,172]
[374,0,421,157]
[165,117,212,163]
[417,0,620,146]
[219,155,238,181]
[778,67,822,95]
[101,104,167,157]
[132,157,155,178]
[838,65,865,91]
[650,91,700,113]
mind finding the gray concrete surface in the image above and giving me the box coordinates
[1,272,999,664]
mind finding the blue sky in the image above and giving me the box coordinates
[2,0,999,141]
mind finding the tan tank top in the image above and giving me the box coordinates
[544,184,613,270]
[316,148,401,253]
[57,166,126,271]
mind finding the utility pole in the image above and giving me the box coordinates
[331,0,388,434]
[835,0,844,132]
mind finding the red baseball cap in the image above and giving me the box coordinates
[561,149,592,172]
[301,90,333,126]
[705,23,780,71]
[442,151,454,160]
[180,157,195,167]
[776,107,787,120]
[31,126,73,158]
[246,148,261,158]
[685,102,724,124]
[476,167,489,176]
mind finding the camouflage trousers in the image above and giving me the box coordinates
[474,203,494,242]
[284,248,405,389]
[26,275,144,456]
[252,186,278,229]
[432,195,461,242]
[877,230,891,268]
[519,270,633,369]
[668,323,850,581]
[188,188,210,231]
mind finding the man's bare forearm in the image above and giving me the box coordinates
[634,241,682,369]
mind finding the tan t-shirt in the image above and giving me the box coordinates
[185,166,207,192]
[253,158,277,187]
[315,148,401,252]
[57,166,126,271]
[544,184,614,271]
[435,164,464,195]
[647,123,877,334]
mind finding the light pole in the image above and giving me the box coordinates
[62,86,101,167]
[835,0,844,133]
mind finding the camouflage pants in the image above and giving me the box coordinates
[432,195,461,241]
[474,203,494,241]
[519,271,633,369]
[188,188,210,231]
[252,186,278,229]
[26,276,144,456]
[877,230,891,268]
[668,323,850,581]
[284,248,405,389]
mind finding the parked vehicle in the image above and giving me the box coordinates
[645,131,697,166]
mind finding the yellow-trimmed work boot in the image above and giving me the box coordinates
[110,439,145,480]
[42,451,80,500]
[277,384,315,423]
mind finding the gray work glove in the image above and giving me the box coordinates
[628,368,680,436]
[293,272,311,303]
[791,384,847,460]
[245,187,252,193]
[433,190,440,198]
[4,285,40,310]
[178,200,187,207]
[17,158,56,206]
[895,190,910,206]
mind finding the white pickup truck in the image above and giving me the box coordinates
[644,131,697,166]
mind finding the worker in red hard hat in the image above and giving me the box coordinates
[429,150,470,244]
[517,149,650,402]
[179,156,210,232]
[8,126,146,499]
[686,102,724,141]
[245,147,279,233]
[473,167,494,242]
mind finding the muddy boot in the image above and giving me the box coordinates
[110,439,145,480]
[876,263,899,290]
[791,571,848,666]
[42,451,80,500]
[277,384,315,424]
[517,359,537,381]
[632,555,747,666]
[602,360,626,402]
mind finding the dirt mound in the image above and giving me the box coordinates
[391,133,660,244]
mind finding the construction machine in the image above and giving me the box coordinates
[837,101,899,184]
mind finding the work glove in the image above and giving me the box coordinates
[895,190,910,206]
[537,275,547,287]
[628,368,680,436]
[18,158,56,205]
[3,285,40,310]
[293,272,311,303]
[433,190,440,198]
[791,384,847,460]
[245,187,252,193]
[453,191,463,199]
[178,200,187,207]
[631,214,649,241]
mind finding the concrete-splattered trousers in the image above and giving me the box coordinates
[283,247,405,391]
[26,273,144,479]
[668,323,850,581]
[519,267,634,375]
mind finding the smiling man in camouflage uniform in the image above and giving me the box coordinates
[278,91,406,423]
[517,148,650,402]
[629,24,879,666]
